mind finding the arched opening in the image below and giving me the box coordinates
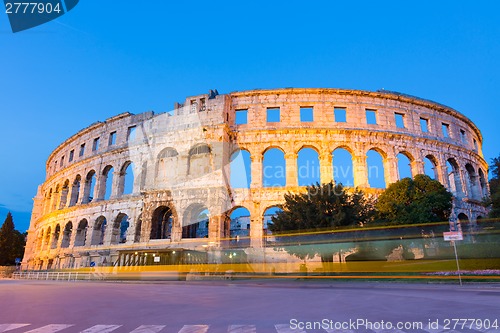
[230,149,251,189]
[111,213,129,244]
[465,163,481,200]
[45,189,52,214]
[51,224,60,249]
[332,147,354,187]
[91,216,107,246]
[61,222,72,248]
[447,158,463,196]
[229,207,251,247]
[424,155,438,180]
[263,206,283,236]
[120,162,135,196]
[134,214,142,243]
[182,204,209,239]
[59,180,70,208]
[51,186,60,211]
[37,229,44,251]
[101,166,114,200]
[297,147,320,186]
[45,227,51,248]
[69,175,81,206]
[367,149,386,188]
[83,170,96,204]
[74,219,88,247]
[478,168,488,198]
[397,152,412,180]
[263,148,286,187]
[151,206,173,240]
[157,147,179,182]
[458,213,471,234]
[188,144,212,177]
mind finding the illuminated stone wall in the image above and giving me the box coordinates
[22,88,489,270]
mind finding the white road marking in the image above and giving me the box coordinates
[24,324,74,333]
[275,324,306,333]
[129,325,166,333]
[228,325,256,333]
[80,325,121,333]
[178,325,209,333]
[0,324,31,332]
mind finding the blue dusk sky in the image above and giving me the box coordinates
[1,1,499,232]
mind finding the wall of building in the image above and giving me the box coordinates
[22,88,489,270]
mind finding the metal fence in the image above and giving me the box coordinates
[12,271,105,281]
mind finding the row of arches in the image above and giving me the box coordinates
[35,199,488,256]
[43,161,135,215]
[36,214,133,252]
[42,143,488,218]
[44,143,214,216]
[229,147,488,200]
[36,203,285,251]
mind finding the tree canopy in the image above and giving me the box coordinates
[267,182,374,262]
[269,182,375,234]
[375,174,453,225]
[487,156,500,218]
[0,212,26,266]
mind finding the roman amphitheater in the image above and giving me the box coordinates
[22,88,489,270]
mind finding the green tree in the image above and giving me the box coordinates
[268,182,375,264]
[0,212,26,266]
[487,156,500,218]
[376,174,453,225]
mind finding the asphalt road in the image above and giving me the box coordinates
[0,279,499,333]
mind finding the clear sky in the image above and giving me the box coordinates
[1,1,499,232]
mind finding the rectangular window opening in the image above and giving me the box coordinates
[127,126,137,142]
[267,107,280,123]
[395,113,405,128]
[235,109,248,125]
[442,123,450,138]
[190,99,197,113]
[69,150,74,162]
[200,98,206,111]
[473,139,478,151]
[334,107,347,122]
[60,156,64,168]
[300,107,314,122]
[92,137,100,151]
[366,109,377,125]
[460,129,466,143]
[79,143,85,157]
[109,131,117,146]
[420,118,429,132]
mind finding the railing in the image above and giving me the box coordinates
[11,271,105,281]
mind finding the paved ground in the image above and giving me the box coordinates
[0,279,500,333]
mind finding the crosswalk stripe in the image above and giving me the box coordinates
[178,325,209,333]
[80,325,121,333]
[275,324,306,333]
[0,324,31,332]
[228,325,256,333]
[24,324,74,333]
[129,325,166,333]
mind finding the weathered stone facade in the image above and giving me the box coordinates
[22,88,489,270]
